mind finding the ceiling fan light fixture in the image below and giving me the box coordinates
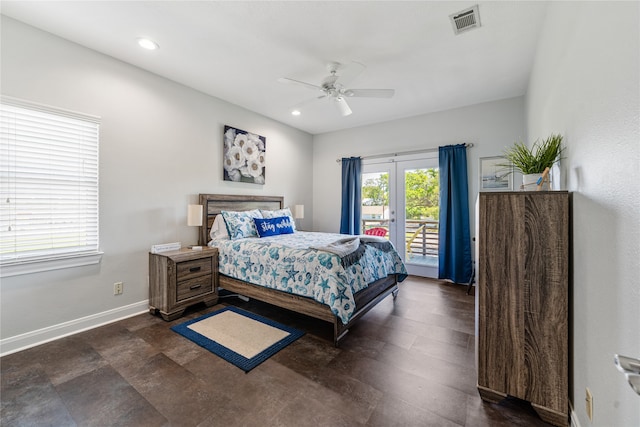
[137,37,159,50]
[291,109,301,116]
[334,97,352,116]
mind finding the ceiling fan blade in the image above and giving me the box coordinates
[277,77,321,91]
[334,97,352,116]
[344,89,395,98]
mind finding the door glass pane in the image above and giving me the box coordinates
[404,168,439,268]
[361,171,389,238]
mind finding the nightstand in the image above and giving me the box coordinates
[149,247,219,321]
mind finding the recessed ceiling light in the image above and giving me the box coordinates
[291,110,301,116]
[137,38,159,50]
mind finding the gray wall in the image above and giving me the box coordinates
[526,2,639,426]
[311,96,527,239]
[0,17,313,351]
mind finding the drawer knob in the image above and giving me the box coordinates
[190,284,202,290]
[189,266,201,273]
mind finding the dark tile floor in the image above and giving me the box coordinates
[1,276,551,426]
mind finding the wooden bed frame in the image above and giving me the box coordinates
[198,193,401,346]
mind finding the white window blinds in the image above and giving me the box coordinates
[0,97,100,264]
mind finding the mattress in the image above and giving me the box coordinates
[211,231,407,324]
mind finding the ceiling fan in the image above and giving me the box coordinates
[277,62,395,116]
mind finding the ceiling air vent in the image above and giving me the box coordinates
[450,5,481,35]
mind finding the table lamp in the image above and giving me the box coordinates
[293,204,304,230]
[187,204,203,250]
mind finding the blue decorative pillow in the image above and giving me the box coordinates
[253,216,295,237]
[260,207,297,231]
[221,209,263,240]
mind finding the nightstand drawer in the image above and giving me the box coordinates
[177,275,213,302]
[176,258,212,280]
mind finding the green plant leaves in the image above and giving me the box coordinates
[504,134,564,174]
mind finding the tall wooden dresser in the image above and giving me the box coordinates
[477,191,571,427]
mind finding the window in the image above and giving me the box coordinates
[0,96,101,277]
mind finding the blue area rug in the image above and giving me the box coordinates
[171,306,304,372]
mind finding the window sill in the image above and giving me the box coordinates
[0,252,104,278]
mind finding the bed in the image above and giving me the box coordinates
[198,193,408,346]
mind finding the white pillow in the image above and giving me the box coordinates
[209,214,229,241]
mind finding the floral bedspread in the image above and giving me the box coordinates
[211,232,407,324]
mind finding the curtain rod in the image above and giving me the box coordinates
[335,143,473,163]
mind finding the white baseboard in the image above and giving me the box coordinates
[0,300,149,357]
[570,402,582,427]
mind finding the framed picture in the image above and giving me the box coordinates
[223,125,266,185]
[479,156,512,191]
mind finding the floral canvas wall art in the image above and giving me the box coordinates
[223,125,266,184]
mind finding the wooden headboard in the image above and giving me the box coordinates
[198,194,284,246]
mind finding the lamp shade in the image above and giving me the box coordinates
[293,204,304,220]
[187,204,203,227]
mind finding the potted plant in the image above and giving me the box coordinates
[503,134,564,189]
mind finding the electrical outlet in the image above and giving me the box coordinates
[113,282,123,295]
[586,387,593,421]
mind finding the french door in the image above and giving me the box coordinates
[361,155,439,278]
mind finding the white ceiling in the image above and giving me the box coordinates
[1,1,548,135]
